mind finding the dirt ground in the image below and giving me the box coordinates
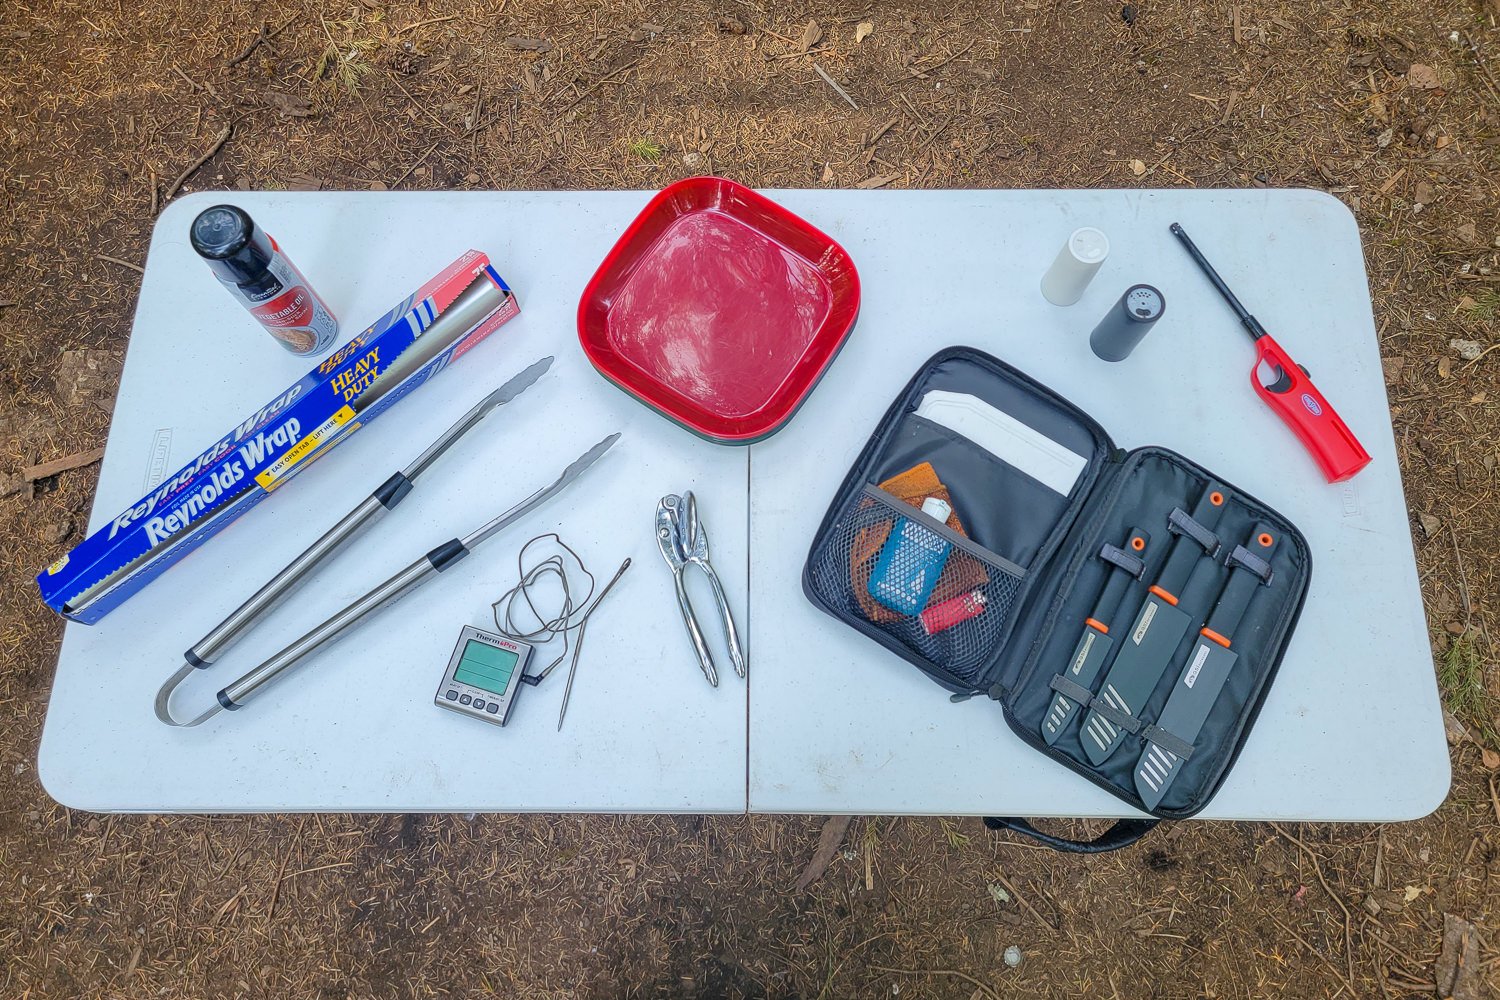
[2,0,1497,996]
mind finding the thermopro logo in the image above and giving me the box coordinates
[1301,393,1323,416]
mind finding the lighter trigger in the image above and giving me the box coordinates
[1256,359,1295,395]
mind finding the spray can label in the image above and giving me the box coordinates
[226,242,338,355]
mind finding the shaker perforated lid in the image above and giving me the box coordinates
[1041,227,1110,306]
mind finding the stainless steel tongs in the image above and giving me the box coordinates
[654,492,745,687]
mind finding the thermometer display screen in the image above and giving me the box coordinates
[453,640,519,695]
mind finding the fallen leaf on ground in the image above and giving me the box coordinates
[1444,707,1472,745]
[800,19,823,52]
[1438,356,1453,379]
[821,162,833,182]
[855,21,874,43]
[857,174,895,189]
[1407,63,1441,89]
[1403,884,1424,903]
[1130,159,1147,176]
[505,36,552,52]
[1483,748,1500,771]
[1419,513,1441,537]
[262,90,314,118]
[794,816,852,890]
[1435,913,1482,1000]
[1414,181,1434,206]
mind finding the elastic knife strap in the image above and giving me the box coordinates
[1225,544,1274,584]
[1086,695,1144,735]
[1098,543,1145,580]
[1048,673,1094,705]
[1140,724,1196,761]
[1167,507,1221,557]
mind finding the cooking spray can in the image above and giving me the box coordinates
[190,205,339,356]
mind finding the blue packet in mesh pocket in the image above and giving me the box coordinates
[867,497,953,615]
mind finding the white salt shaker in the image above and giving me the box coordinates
[1040,227,1110,306]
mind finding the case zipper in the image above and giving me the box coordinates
[949,680,1005,704]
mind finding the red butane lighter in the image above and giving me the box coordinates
[921,589,987,635]
[1171,223,1371,483]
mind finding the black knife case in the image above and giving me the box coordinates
[801,347,1312,840]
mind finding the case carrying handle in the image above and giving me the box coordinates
[983,815,1159,853]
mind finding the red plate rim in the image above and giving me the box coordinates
[577,176,861,443]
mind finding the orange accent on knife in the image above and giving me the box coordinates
[1149,585,1178,606]
[1085,618,1109,634]
[1201,627,1231,648]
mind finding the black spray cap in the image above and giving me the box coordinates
[190,204,273,285]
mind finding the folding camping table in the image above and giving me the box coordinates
[38,189,1448,821]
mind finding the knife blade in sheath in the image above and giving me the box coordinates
[1041,526,1152,745]
[1135,522,1281,809]
[1081,480,1230,764]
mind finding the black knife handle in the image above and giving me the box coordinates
[1153,481,1229,600]
[1201,522,1280,647]
[1090,526,1152,628]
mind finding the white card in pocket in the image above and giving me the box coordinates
[915,390,1087,496]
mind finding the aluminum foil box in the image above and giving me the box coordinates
[38,250,520,624]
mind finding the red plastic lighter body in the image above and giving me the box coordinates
[1251,335,1372,483]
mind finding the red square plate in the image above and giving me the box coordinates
[578,176,860,443]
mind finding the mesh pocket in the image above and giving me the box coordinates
[807,486,1024,683]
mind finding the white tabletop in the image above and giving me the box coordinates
[39,188,1447,820]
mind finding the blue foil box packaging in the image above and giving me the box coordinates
[867,497,954,616]
[37,250,520,624]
